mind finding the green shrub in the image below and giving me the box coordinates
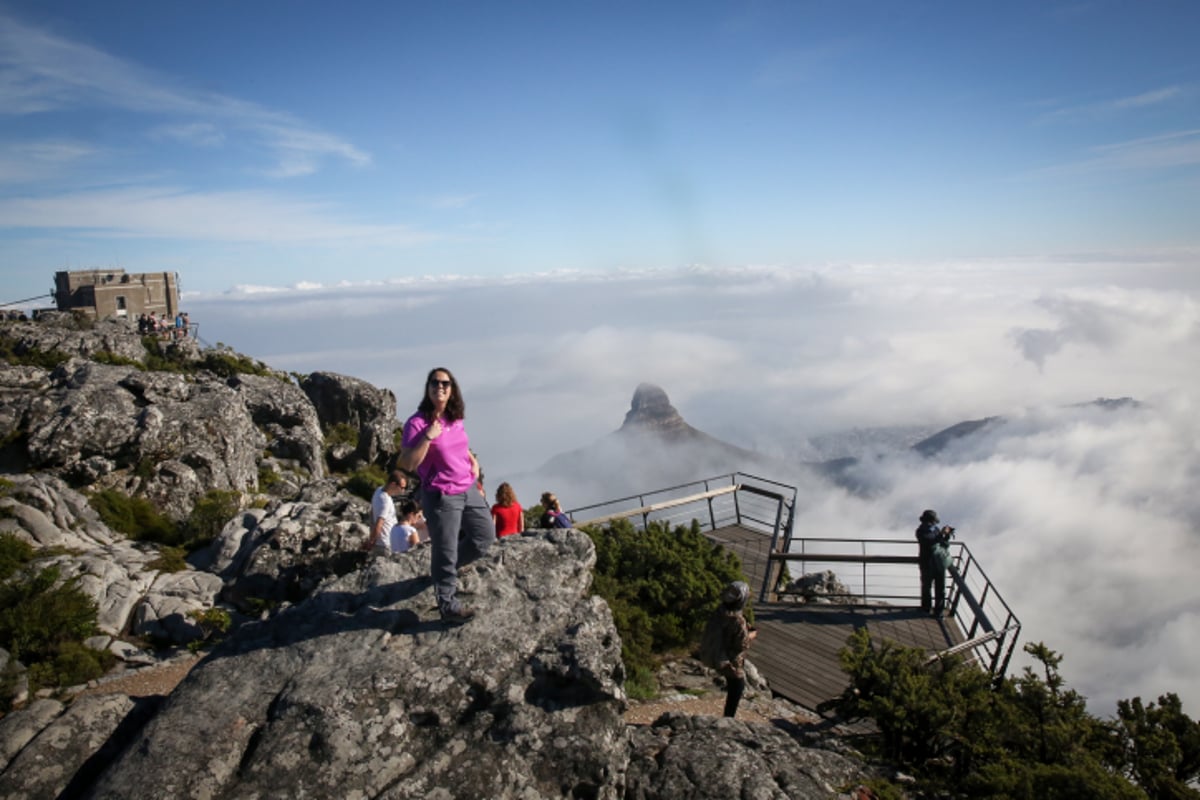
[27,640,115,691]
[344,465,385,501]
[0,335,70,368]
[140,336,189,373]
[258,464,281,491]
[325,422,359,450]
[89,488,179,545]
[0,566,99,664]
[197,351,274,379]
[0,532,35,580]
[147,546,188,573]
[181,489,241,549]
[584,518,746,693]
[836,634,1150,798]
[92,350,144,369]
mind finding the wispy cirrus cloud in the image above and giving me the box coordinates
[0,12,369,177]
[0,186,433,245]
[1026,128,1200,178]
[1037,84,1185,123]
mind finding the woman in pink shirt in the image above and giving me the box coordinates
[399,367,494,624]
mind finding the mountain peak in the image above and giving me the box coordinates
[621,382,688,434]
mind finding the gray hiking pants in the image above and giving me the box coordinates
[420,486,494,615]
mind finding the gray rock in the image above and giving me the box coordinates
[228,373,327,480]
[225,480,371,606]
[88,529,629,800]
[625,713,873,799]
[132,571,225,644]
[0,698,64,772]
[0,694,141,800]
[301,370,398,470]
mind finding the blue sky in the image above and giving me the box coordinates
[2,0,1198,301]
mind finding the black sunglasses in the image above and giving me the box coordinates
[428,379,452,389]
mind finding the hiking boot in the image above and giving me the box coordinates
[440,606,475,625]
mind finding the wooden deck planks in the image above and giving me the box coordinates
[705,524,965,713]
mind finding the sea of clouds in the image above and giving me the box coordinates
[186,255,1200,717]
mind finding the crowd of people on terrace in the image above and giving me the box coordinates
[137,311,192,339]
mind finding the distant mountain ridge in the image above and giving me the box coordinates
[526,385,1144,507]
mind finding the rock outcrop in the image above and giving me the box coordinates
[88,529,632,800]
[300,371,399,471]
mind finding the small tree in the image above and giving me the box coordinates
[1112,693,1200,799]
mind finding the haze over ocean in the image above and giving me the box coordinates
[2,1,1198,718]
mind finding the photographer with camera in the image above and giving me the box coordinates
[916,509,954,617]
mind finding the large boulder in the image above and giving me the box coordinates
[0,694,162,800]
[300,371,398,470]
[220,478,371,607]
[228,373,327,480]
[626,713,875,799]
[88,529,630,799]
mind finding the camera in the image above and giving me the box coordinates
[943,525,956,537]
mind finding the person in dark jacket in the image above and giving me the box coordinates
[916,509,953,616]
[705,580,757,718]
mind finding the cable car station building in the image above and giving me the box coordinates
[53,269,180,321]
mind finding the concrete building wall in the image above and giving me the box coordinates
[54,270,179,320]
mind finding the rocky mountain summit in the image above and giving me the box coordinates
[0,316,877,798]
[533,383,789,502]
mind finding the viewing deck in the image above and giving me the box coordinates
[570,474,1021,716]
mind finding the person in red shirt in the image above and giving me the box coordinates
[491,482,525,538]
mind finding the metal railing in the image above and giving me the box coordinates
[772,537,1022,678]
[569,475,1020,680]
[568,472,797,540]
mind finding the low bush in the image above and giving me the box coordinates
[197,350,275,379]
[344,465,386,501]
[89,488,179,545]
[187,606,233,653]
[181,489,241,549]
[147,546,188,573]
[92,350,144,369]
[0,566,98,657]
[584,518,746,692]
[325,422,359,450]
[0,532,35,580]
[0,335,70,369]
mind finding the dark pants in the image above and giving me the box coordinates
[722,667,745,718]
[919,551,945,614]
[420,486,494,615]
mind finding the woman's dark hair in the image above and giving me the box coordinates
[417,367,465,422]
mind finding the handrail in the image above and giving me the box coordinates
[777,537,1021,680]
[574,484,741,527]
[925,623,1021,665]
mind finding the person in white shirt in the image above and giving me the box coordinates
[390,498,423,554]
[367,471,408,553]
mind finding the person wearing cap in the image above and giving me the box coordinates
[916,509,953,616]
[705,580,757,718]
